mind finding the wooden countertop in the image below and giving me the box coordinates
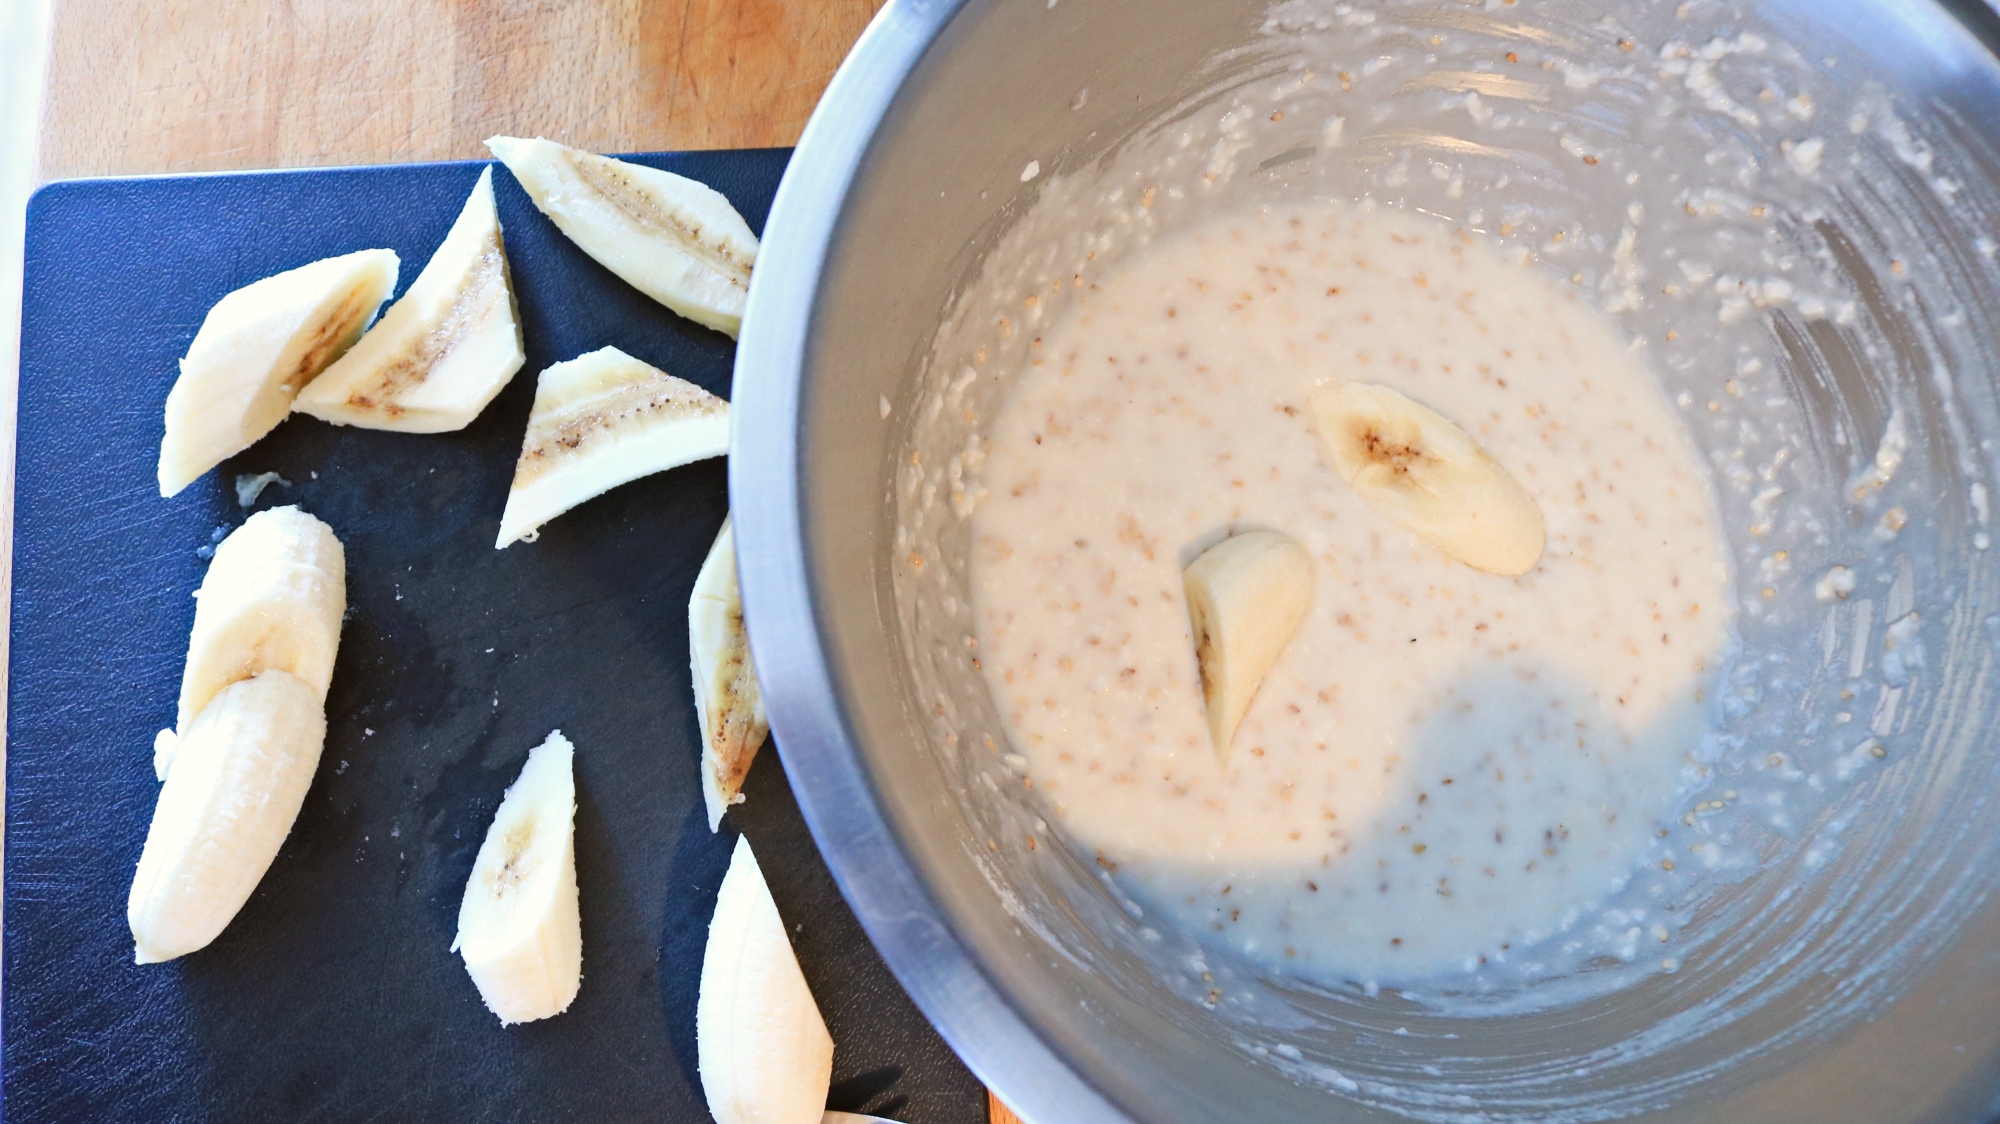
[39,0,885,179]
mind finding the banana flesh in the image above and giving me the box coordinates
[128,668,328,963]
[691,517,769,831]
[1311,381,1546,576]
[496,346,730,548]
[159,249,398,496]
[130,507,347,962]
[294,167,525,433]
[698,837,834,1124]
[453,731,583,1025]
[1184,530,1315,760]
[175,506,347,742]
[486,136,758,338]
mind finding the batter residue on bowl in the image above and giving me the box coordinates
[970,198,1732,984]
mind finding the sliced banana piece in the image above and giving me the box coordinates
[1184,530,1314,760]
[691,517,770,831]
[1311,381,1545,576]
[177,506,346,737]
[294,168,525,432]
[486,136,758,337]
[698,837,834,1124]
[128,668,327,963]
[159,249,399,496]
[453,731,582,1025]
[496,346,730,548]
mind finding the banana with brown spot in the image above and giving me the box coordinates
[452,730,582,1025]
[294,167,525,433]
[1311,381,1545,576]
[496,346,729,547]
[1184,530,1314,761]
[691,517,769,829]
[486,136,758,338]
[159,249,398,496]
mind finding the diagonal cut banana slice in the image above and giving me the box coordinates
[159,249,399,496]
[495,346,730,548]
[1310,381,1546,576]
[691,517,770,830]
[128,668,327,963]
[453,731,582,1025]
[698,837,834,1124]
[294,167,525,433]
[1184,530,1314,760]
[486,136,758,338]
[174,506,346,750]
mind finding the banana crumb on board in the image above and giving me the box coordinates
[234,472,291,508]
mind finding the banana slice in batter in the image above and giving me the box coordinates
[1311,381,1545,576]
[1184,530,1314,760]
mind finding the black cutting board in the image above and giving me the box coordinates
[7,151,983,1124]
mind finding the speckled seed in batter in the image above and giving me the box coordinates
[970,199,1731,983]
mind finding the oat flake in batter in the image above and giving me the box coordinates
[970,199,1732,984]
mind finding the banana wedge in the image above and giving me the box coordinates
[495,346,730,547]
[176,506,346,741]
[698,837,834,1124]
[159,249,398,496]
[128,668,327,963]
[691,517,769,831]
[453,731,583,1025]
[294,168,525,432]
[1310,381,1545,576]
[486,136,758,337]
[1184,530,1314,759]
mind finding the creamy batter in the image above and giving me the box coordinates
[970,200,1731,983]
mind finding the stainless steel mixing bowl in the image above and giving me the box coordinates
[732,1,2000,1120]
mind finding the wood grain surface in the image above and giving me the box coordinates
[39,0,886,180]
[989,1091,1027,1124]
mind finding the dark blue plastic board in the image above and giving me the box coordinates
[8,151,982,1123]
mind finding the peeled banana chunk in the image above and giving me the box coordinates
[495,346,730,548]
[1310,381,1546,576]
[692,517,770,831]
[1184,530,1314,760]
[128,668,327,963]
[294,167,526,433]
[159,248,399,497]
[177,505,347,737]
[453,731,583,1025]
[131,505,348,963]
[698,837,834,1124]
[486,135,759,338]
